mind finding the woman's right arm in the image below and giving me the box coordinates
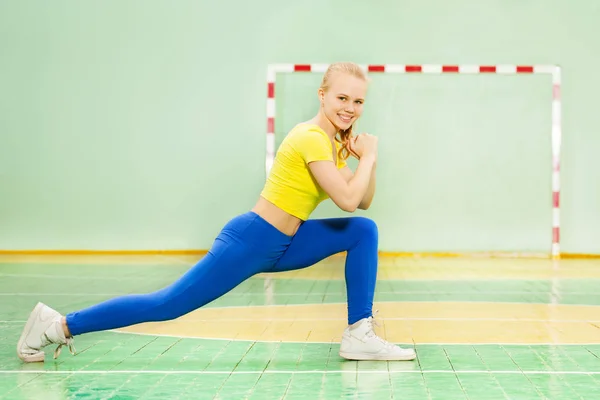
[308,152,377,212]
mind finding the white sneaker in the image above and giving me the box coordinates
[17,302,76,362]
[339,315,416,361]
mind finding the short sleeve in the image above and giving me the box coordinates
[292,128,333,164]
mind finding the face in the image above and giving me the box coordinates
[319,72,367,132]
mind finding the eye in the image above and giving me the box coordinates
[338,96,347,101]
[355,100,363,104]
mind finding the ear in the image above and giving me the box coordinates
[317,88,325,102]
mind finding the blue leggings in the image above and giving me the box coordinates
[66,212,378,336]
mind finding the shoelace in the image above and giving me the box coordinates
[53,337,76,359]
[364,311,397,350]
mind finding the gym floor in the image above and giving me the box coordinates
[1,254,599,399]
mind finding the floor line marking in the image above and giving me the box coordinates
[3,300,600,312]
[106,330,600,346]
[1,326,599,346]
[1,370,599,375]
[5,316,600,323]
[3,291,600,296]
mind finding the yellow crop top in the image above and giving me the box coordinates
[260,124,347,220]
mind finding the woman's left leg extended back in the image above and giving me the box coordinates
[269,216,378,325]
[16,212,292,363]
[66,212,291,336]
[65,241,263,336]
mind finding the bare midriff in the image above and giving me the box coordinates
[251,196,303,237]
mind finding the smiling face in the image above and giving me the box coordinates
[317,63,368,134]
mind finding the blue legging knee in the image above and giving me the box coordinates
[65,212,379,336]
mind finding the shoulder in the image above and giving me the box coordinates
[284,124,332,163]
[287,124,329,145]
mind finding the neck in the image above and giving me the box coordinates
[309,110,338,140]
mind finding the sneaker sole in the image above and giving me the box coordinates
[16,302,46,363]
[339,351,417,361]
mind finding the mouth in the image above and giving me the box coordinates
[338,114,353,124]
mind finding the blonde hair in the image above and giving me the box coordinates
[319,62,368,161]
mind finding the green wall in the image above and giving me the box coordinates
[1,0,598,254]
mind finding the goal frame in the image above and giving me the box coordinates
[265,63,562,258]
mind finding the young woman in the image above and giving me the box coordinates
[17,62,416,363]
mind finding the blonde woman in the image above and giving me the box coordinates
[17,62,416,363]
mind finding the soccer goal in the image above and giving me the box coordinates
[265,63,561,258]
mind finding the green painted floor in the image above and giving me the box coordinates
[1,256,600,399]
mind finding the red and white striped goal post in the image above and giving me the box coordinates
[266,63,562,258]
